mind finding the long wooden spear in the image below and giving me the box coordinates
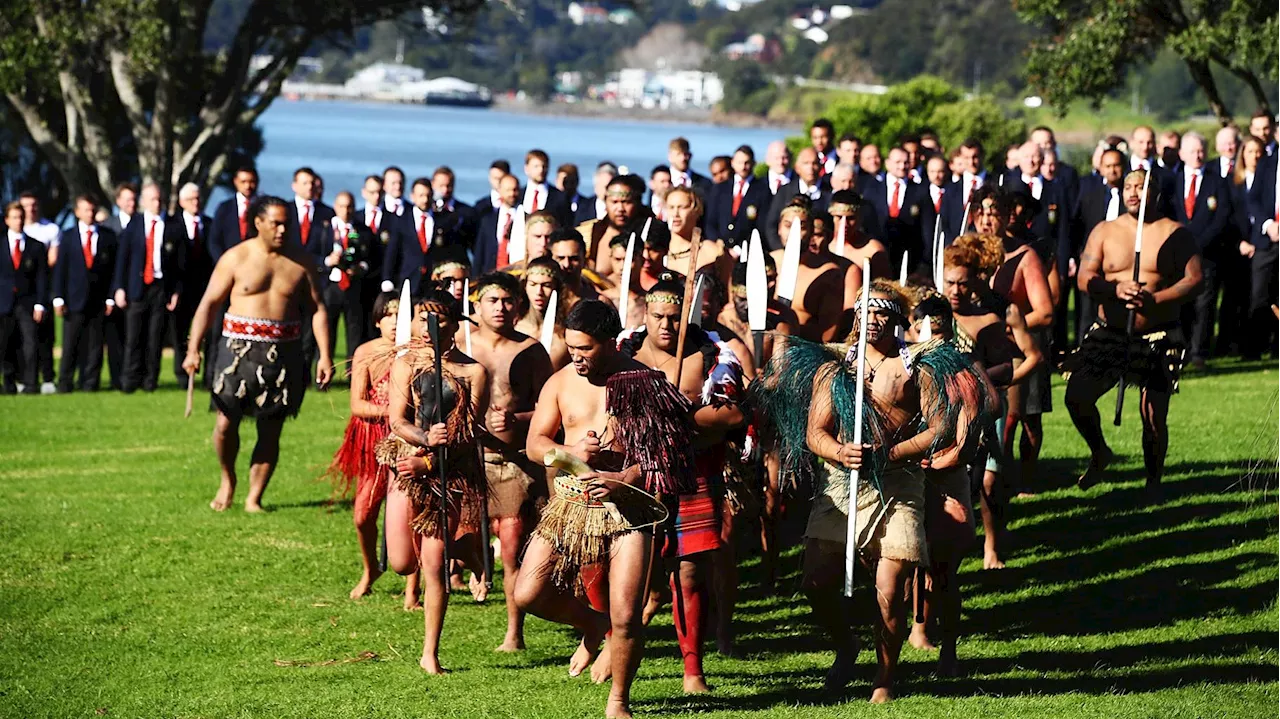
[844,258,871,598]
[1113,168,1152,426]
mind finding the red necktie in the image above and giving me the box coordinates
[417,212,429,253]
[817,153,827,177]
[369,208,379,234]
[1184,174,1198,220]
[732,178,745,216]
[934,187,944,213]
[530,188,541,213]
[144,218,156,284]
[11,238,21,270]
[336,225,350,290]
[968,177,978,203]
[889,180,901,219]
[300,202,312,245]
[83,229,94,269]
[497,211,512,267]
[191,218,201,258]
[238,200,247,240]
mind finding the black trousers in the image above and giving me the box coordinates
[1245,243,1279,358]
[0,309,39,392]
[1214,249,1252,356]
[59,307,107,391]
[323,282,367,367]
[105,309,126,390]
[123,283,169,392]
[1052,274,1072,357]
[37,311,55,384]
[1181,260,1220,362]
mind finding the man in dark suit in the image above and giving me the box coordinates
[705,144,770,254]
[556,162,593,226]
[473,160,511,219]
[765,147,828,250]
[809,118,837,177]
[473,174,522,275]
[578,162,617,225]
[286,167,335,365]
[208,166,257,264]
[855,144,886,196]
[1129,126,1177,216]
[1211,126,1249,357]
[920,154,950,272]
[666,137,713,196]
[170,182,213,387]
[431,166,475,250]
[382,177,454,295]
[1071,148,1126,341]
[113,182,182,392]
[866,146,929,276]
[939,138,989,241]
[1030,126,1081,211]
[764,141,793,196]
[101,182,137,390]
[1249,109,1277,159]
[356,174,390,342]
[1,202,48,393]
[1005,143,1072,273]
[1170,133,1232,369]
[1246,154,1277,358]
[521,149,572,227]
[322,191,376,366]
[53,195,117,392]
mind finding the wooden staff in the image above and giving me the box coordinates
[1114,168,1152,427]
[184,374,194,418]
[463,278,473,356]
[618,231,637,327]
[426,313,452,582]
[844,258,871,598]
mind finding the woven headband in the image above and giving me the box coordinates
[646,290,683,306]
[432,261,468,276]
[525,264,557,280]
[828,202,857,216]
[853,296,906,319]
[419,301,455,318]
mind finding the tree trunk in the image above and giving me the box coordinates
[1221,64,1273,118]
[1184,58,1232,126]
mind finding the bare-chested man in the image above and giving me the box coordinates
[828,190,890,280]
[1065,169,1202,498]
[515,299,663,719]
[602,230,665,329]
[547,228,608,311]
[184,196,333,513]
[589,175,647,276]
[771,196,848,342]
[468,272,554,651]
[798,280,940,702]
[620,273,746,693]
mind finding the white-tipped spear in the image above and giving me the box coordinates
[898,250,908,284]
[844,257,871,598]
[462,277,473,357]
[775,212,804,307]
[933,215,945,285]
[688,273,707,327]
[1114,167,1153,427]
[618,231,637,328]
[509,207,527,264]
[640,216,653,242]
[394,279,412,357]
[741,227,759,264]
[834,214,848,256]
[540,290,558,353]
[746,229,768,361]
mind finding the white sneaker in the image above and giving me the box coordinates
[14,383,25,393]
[40,382,56,395]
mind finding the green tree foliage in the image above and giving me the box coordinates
[0,0,483,209]
[795,76,1025,167]
[1017,0,1278,125]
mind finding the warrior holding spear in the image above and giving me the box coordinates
[1064,168,1202,498]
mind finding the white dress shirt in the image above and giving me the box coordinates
[767,171,791,194]
[183,211,202,242]
[1183,167,1203,199]
[1219,156,1234,179]
[672,170,692,188]
[798,179,821,200]
[364,204,382,232]
[961,171,985,205]
[383,196,404,216]
[885,176,908,211]
[1105,186,1120,221]
[522,182,549,213]
[115,209,133,230]
[929,183,945,210]
[23,219,60,248]
[595,197,607,220]
[1130,156,1152,172]
[1021,174,1043,200]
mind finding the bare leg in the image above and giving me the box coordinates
[384,480,424,609]
[979,468,1005,570]
[404,568,421,611]
[802,538,860,691]
[513,535,609,677]
[1139,389,1171,495]
[712,504,738,655]
[210,411,240,511]
[583,563,615,683]
[672,554,712,693]
[908,568,936,651]
[605,530,653,719]
[494,514,527,651]
[933,559,962,676]
[759,450,781,594]
[349,472,386,599]
[419,534,449,674]
[1018,413,1043,496]
[869,558,912,704]
[1065,374,1115,489]
[244,416,284,512]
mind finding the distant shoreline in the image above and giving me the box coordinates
[492,97,799,133]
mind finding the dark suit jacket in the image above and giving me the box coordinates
[169,213,214,304]
[524,185,573,228]
[1248,162,1276,250]
[1,234,49,315]
[474,206,515,275]
[765,179,830,250]
[1005,173,1072,272]
[1171,169,1231,261]
[286,200,336,284]
[208,197,248,264]
[705,176,771,250]
[383,208,455,294]
[434,198,475,252]
[672,171,713,197]
[1073,182,1121,258]
[54,226,119,314]
[101,215,129,237]
[865,176,930,266]
[113,214,184,301]
[323,220,378,293]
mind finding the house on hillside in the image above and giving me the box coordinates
[567,2,609,25]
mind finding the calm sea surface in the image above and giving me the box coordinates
[230,100,794,205]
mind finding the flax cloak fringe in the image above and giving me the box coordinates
[753,335,890,498]
[910,338,1001,461]
[373,340,485,539]
[603,368,697,495]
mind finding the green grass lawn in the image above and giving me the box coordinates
[1,362,1277,718]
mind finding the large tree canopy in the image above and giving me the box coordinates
[1016,0,1278,125]
[0,0,482,210]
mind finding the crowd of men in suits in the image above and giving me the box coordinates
[2,109,1276,394]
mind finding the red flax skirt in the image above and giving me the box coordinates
[664,447,726,559]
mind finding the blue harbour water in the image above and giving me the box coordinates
[241,100,793,203]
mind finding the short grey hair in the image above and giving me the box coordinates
[1181,131,1206,150]
[178,182,200,201]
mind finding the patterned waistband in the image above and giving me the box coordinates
[222,314,302,342]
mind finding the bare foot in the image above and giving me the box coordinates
[605,697,633,719]
[1014,491,1037,500]
[349,569,383,600]
[244,501,265,513]
[909,623,937,651]
[683,675,711,694]
[937,644,959,677]
[1077,447,1114,490]
[469,573,489,603]
[590,642,613,684]
[209,480,234,511]
[642,591,662,626]
[568,634,600,677]
[983,548,1006,570]
[869,685,894,704]
[823,639,860,692]
[403,592,422,611]
[495,635,525,652]
[419,654,449,674]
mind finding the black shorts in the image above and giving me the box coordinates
[210,318,309,420]
[1062,322,1186,394]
